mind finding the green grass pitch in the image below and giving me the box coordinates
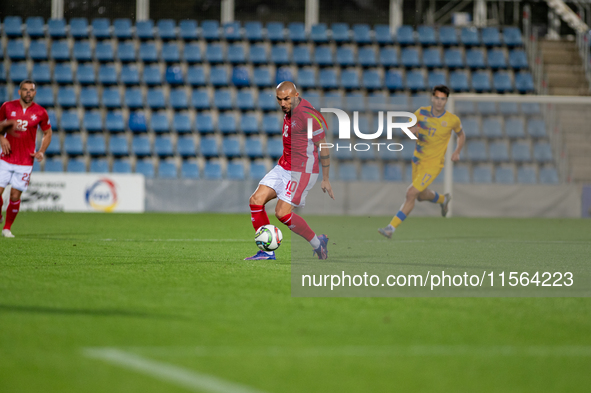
[1,212,590,392]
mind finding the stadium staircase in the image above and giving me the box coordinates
[540,39,589,96]
[557,107,591,183]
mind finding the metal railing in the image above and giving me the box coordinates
[576,30,591,92]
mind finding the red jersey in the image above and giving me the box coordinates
[0,100,51,166]
[278,98,325,173]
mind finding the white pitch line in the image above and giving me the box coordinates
[100,239,254,242]
[83,347,269,393]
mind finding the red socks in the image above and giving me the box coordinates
[279,212,315,242]
[249,204,270,231]
[4,199,20,230]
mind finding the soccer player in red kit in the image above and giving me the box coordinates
[245,81,334,260]
[0,80,53,238]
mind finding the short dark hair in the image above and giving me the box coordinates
[19,80,37,90]
[432,85,450,97]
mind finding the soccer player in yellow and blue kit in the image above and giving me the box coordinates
[379,85,465,239]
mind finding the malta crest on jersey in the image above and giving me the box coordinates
[283,124,289,137]
[11,111,16,116]
[31,114,37,121]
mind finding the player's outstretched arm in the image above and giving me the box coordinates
[31,127,53,162]
[451,129,465,162]
[315,137,335,200]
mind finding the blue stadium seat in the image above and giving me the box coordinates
[228,44,246,64]
[60,110,80,131]
[476,101,496,115]
[191,89,211,110]
[473,166,493,183]
[489,141,509,162]
[241,114,259,134]
[64,134,84,155]
[73,41,92,62]
[184,43,202,63]
[401,48,420,68]
[482,27,501,46]
[54,63,73,84]
[35,86,54,107]
[493,71,513,93]
[7,40,26,60]
[173,113,193,133]
[136,160,155,178]
[150,113,170,133]
[495,167,515,183]
[125,88,144,109]
[200,136,219,157]
[139,43,158,62]
[98,65,118,85]
[324,91,344,108]
[509,50,528,69]
[314,46,333,66]
[117,42,136,63]
[83,111,103,132]
[90,158,109,173]
[533,142,553,163]
[29,40,48,60]
[142,65,162,85]
[245,21,263,41]
[539,167,558,184]
[341,70,360,90]
[181,161,200,178]
[319,69,338,89]
[121,65,140,85]
[515,73,534,93]
[271,45,289,65]
[336,47,355,66]
[428,71,446,89]
[9,63,28,83]
[146,88,166,109]
[249,44,268,64]
[262,114,280,135]
[461,117,480,138]
[113,19,132,39]
[292,45,312,66]
[57,87,76,107]
[70,18,89,38]
[179,20,198,40]
[32,64,51,84]
[203,162,222,180]
[136,20,154,40]
[245,138,264,158]
[106,112,125,132]
[439,26,458,46]
[132,135,151,157]
[332,23,350,43]
[0,63,6,83]
[44,134,61,155]
[527,119,546,138]
[406,70,425,91]
[360,164,380,181]
[26,16,45,37]
[467,140,488,161]
[450,70,469,92]
[384,163,403,181]
[396,25,415,45]
[210,66,229,86]
[472,71,492,92]
[109,135,129,156]
[482,118,503,138]
[387,94,406,110]
[250,163,267,180]
[258,90,277,111]
[418,25,437,45]
[505,118,525,138]
[305,92,321,108]
[423,48,442,68]
[170,89,189,110]
[488,49,507,69]
[69,159,89,174]
[157,19,176,41]
[219,114,237,133]
[466,48,486,68]
[155,136,174,157]
[177,136,196,157]
[158,161,177,178]
[86,134,107,156]
[362,70,382,90]
[460,27,480,46]
[187,66,206,86]
[288,22,306,42]
[102,87,121,108]
[202,20,221,41]
[453,165,470,183]
[374,25,393,44]
[223,137,242,158]
[129,111,147,133]
[353,24,371,44]
[297,68,317,89]
[196,114,215,133]
[338,163,358,181]
[357,47,377,67]
[95,42,114,62]
[517,166,536,184]
[503,27,523,47]
[232,66,250,87]
[4,16,23,37]
[267,138,283,158]
[385,70,404,90]
[276,66,294,84]
[214,89,233,110]
[310,24,328,43]
[512,142,532,162]
[45,158,64,172]
[205,43,224,64]
[112,159,132,174]
[498,102,519,115]
[521,103,541,115]
[267,22,285,42]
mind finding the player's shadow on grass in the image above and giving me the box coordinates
[0,304,186,320]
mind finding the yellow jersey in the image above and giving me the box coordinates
[412,106,462,166]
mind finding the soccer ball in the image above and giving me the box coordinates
[255,225,283,251]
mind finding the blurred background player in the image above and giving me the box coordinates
[245,81,334,260]
[379,85,465,239]
[0,80,52,238]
